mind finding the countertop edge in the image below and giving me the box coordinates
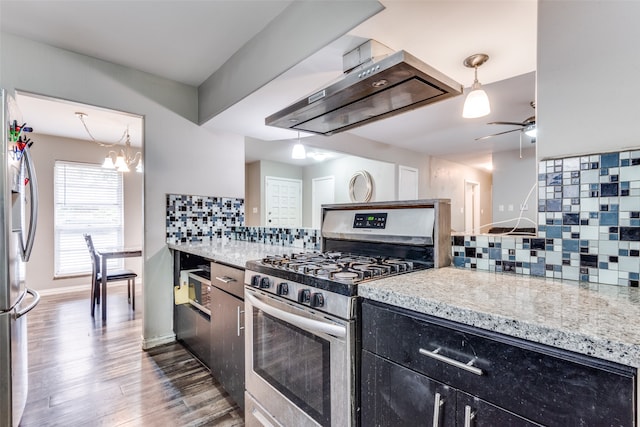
[359,269,640,369]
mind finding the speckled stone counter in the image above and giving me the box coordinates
[168,240,312,269]
[359,267,640,368]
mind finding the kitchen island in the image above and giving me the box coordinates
[359,266,640,367]
[359,267,639,426]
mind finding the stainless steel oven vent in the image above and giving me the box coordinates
[265,40,463,136]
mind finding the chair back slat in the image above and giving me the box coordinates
[83,234,101,274]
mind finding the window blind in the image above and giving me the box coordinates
[54,161,124,277]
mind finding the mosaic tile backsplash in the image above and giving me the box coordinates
[166,193,320,249]
[234,227,319,250]
[453,149,640,287]
[166,194,244,243]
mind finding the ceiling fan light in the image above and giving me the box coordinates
[525,125,537,138]
[463,88,491,118]
[291,143,306,159]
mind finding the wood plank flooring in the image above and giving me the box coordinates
[20,284,244,426]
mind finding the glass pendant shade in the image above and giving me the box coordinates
[292,143,306,159]
[102,156,116,169]
[114,155,129,171]
[462,86,491,118]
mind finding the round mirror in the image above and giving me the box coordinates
[349,170,373,202]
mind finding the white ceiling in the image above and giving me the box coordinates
[0,0,537,169]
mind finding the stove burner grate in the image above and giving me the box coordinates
[259,252,420,284]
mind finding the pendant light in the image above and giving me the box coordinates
[76,112,142,173]
[462,53,491,119]
[291,131,306,159]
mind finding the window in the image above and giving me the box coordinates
[54,161,124,277]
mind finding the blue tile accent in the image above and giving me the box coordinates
[562,240,580,252]
[546,226,562,238]
[601,152,620,168]
[600,212,619,226]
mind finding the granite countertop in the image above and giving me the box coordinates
[168,240,313,269]
[359,267,640,368]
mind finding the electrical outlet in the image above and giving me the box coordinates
[252,207,258,214]
[508,204,514,212]
[520,203,529,211]
[499,205,504,212]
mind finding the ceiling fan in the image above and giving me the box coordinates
[475,101,536,142]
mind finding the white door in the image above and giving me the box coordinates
[398,165,418,200]
[464,180,481,234]
[265,176,302,227]
[312,176,335,229]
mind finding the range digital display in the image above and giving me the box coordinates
[353,212,388,229]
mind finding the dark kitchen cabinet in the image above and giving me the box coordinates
[173,252,212,368]
[175,302,211,368]
[361,349,456,426]
[361,299,636,427]
[210,262,245,410]
[361,351,538,427]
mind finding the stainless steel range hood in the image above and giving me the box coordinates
[265,40,463,136]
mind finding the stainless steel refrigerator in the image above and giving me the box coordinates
[0,88,40,426]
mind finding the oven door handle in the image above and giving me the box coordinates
[246,293,346,338]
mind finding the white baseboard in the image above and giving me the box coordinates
[36,281,129,296]
[37,283,92,296]
[142,333,176,350]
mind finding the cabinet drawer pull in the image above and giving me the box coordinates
[432,392,444,427]
[464,405,476,427]
[419,347,483,376]
[215,276,236,283]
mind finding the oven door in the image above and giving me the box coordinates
[244,287,355,427]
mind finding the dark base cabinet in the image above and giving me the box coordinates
[174,303,211,368]
[361,349,456,426]
[361,300,636,427]
[361,351,539,427]
[210,262,246,411]
[210,287,244,410]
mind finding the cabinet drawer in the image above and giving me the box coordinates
[210,262,244,299]
[362,300,636,426]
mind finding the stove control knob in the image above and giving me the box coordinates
[277,282,289,296]
[298,289,311,304]
[259,277,272,289]
[310,292,325,308]
[250,275,261,288]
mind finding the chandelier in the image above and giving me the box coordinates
[75,112,142,172]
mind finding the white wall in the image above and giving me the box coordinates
[1,33,244,348]
[537,0,640,159]
[303,132,432,198]
[426,157,492,233]
[302,155,396,225]
[245,161,261,227]
[27,133,143,292]
[491,146,537,229]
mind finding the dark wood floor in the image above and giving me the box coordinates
[20,284,244,426]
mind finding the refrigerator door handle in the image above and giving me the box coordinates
[20,143,39,262]
[15,288,40,319]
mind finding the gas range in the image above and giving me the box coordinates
[245,200,451,319]
[243,200,452,427]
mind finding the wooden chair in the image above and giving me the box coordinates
[83,234,138,317]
